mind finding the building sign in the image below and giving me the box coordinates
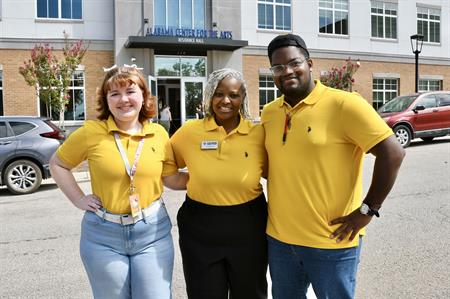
[127,28,247,51]
[147,27,233,39]
[177,37,205,44]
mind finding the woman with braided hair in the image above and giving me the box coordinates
[165,68,268,299]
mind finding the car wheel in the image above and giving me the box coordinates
[394,125,412,148]
[5,160,43,195]
[421,137,434,143]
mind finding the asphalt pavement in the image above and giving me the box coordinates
[1,137,449,298]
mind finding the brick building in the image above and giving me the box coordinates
[0,0,114,132]
[1,0,449,132]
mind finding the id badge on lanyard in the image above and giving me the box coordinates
[114,133,145,218]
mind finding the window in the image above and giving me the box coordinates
[319,0,348,35]
[40,71,85,121]
[258,0,291,31]
[10,122,37,136]
[37,0,82,20]
[419,79,442,92]
[372,78,398,109]
[416,95,437,109]
[155,56,206,77]
[371,1,397,39]
[154,0,205,30]
[0,122,7,138]
[417,7,440,43]
[437,94,450,107]
[0,70,3,116]
[259,75,281,114]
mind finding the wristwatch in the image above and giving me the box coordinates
[360,203,380,217]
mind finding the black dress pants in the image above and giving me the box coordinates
[177,193,268,299]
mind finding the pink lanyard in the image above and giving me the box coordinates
[114,133,145,193]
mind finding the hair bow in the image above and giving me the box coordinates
[123,64,143,70]
[102,64,117,72]
[102,64,143,72]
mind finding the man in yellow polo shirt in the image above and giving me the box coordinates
[262,34,405,299]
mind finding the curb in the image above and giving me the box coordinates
[44,171,91,185]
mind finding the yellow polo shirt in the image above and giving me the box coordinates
[165,116,266,205]
[56,116,172,214]
[261,81,393,249]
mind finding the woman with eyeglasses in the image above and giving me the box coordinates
[49,65,187,299]
[165,68,268,299]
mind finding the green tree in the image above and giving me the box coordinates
[19,33,87,128]
[320,58,360,91]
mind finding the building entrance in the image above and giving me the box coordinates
[154,56,207,134]
[157,79,181,134]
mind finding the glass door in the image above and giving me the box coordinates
[148,75,158,119]
[148,75,157,98]
[181,78,206,124]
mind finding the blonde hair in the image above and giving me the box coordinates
[203,68,251,119]
[96,66,156,122]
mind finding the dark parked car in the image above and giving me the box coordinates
[378,91,450,147]
[0,116,65,194]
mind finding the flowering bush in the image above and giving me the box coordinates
[320,58,360,91]
[19,33,87,127]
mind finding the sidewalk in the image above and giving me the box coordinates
[45,171,90,185]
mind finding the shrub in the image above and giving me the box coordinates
[320,58,360,91]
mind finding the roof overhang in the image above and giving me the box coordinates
[125,36,248,51]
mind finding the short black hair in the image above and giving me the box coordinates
[268,34,310,62]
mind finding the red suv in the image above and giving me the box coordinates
[378,91,450,147]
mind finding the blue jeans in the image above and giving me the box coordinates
[268,235,362,299]
[80,203,174,299]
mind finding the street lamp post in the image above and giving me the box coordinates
[410,34,424,93]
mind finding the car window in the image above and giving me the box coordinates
[10,121,36,136]
[378,95,417,113]
[437,94,450,107]
[0,122,7,138]
[415,95,437,109]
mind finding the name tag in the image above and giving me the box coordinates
[201,140,219,150]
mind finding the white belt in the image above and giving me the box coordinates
[94,199,162,225]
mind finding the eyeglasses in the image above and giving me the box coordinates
[270,58,306,75]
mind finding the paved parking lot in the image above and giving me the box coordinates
[1,137,449,298]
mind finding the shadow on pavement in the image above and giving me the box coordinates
[0,183,59,197]
[408,137,450,148]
